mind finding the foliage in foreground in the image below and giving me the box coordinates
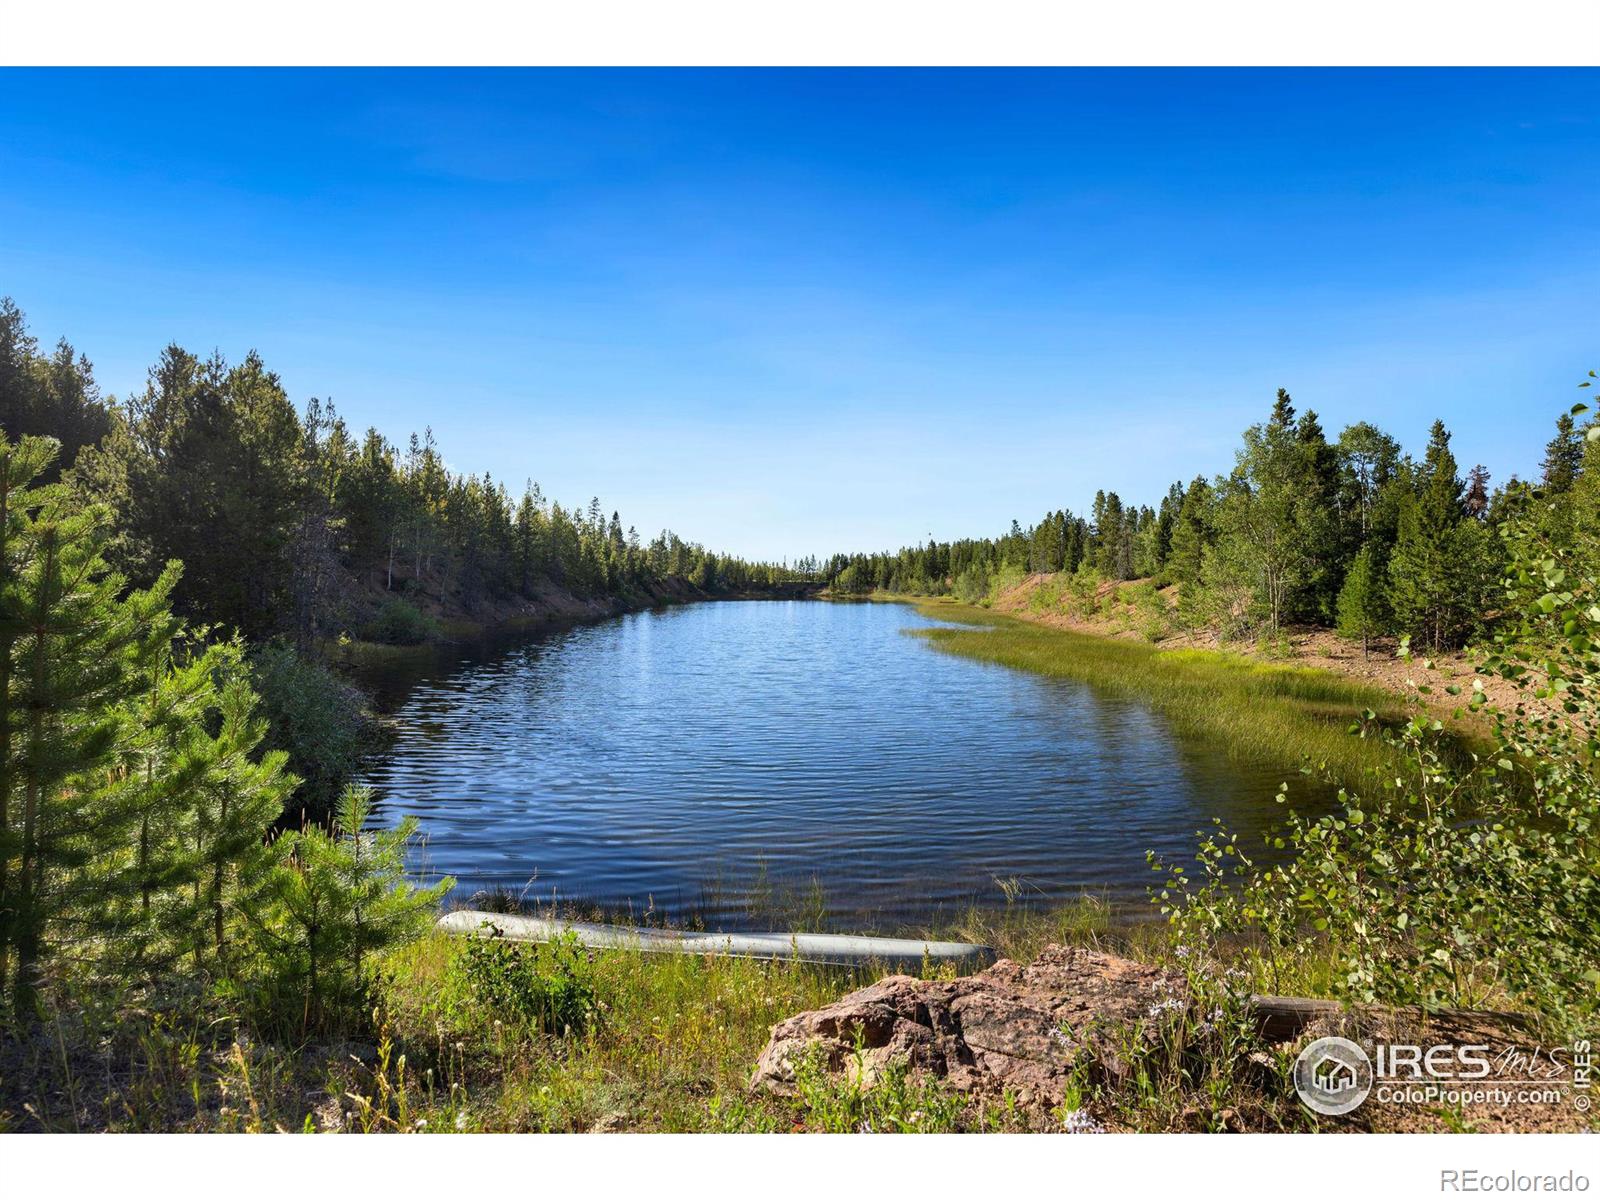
[1153,438,1600,1031]
[0,432,447,1032]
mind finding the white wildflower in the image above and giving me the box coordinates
[1061,1108,1105,1134]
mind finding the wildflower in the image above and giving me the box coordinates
[1061,1108,1105,1134]
[1145,995,1186,1018]
[455,1112,468,1131]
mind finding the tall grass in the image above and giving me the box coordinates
[909,598,1407,790]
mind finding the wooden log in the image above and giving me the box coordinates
[1248,994,1346,1040]
[1247,994,1532,1041]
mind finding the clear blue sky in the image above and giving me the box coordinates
[1,69,1594,562]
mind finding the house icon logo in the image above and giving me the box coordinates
[1293,1036,1373,1115]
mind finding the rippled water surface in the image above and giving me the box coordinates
[362,600,1310,928]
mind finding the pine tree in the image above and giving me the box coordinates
[192,663,295,970]
[1464,464,1491,517]
[1167,477,1214,626]
[1387,420,1494,650]
[0,433,179,1016]
[1541,412,1583,494]
[260,785,450,1028]
[0,298,111,481]
[1292,408,1344,621]
[1335,543,1387,657]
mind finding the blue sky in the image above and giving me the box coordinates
[1,69,1594,561]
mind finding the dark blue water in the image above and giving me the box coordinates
[362,600,1307,929]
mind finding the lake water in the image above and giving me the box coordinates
[361,600,1311,930]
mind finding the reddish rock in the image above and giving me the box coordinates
[751,944,1190,1106]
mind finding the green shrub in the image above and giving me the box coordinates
[1061,565,1104,619]
[445,931,600,1037]
[985,563,1027,605]
[363,597,440,645]
[952,565,990,604]
[249,644,378,821]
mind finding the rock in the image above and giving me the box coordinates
[750,944,1189,1107]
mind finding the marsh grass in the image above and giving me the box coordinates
[905,597,1411,790]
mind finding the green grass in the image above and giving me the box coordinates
[20,889,1566,1133]
[0,899,1294,1133]
[904,596,1408,793]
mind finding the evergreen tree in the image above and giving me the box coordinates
[1387,420,1494,650]
[1291,408,1344,621]
[257,785,451,1027]
[74,347,306,638]
[0,298,111,480]
[0,433,180,1016]
[1464,464,1491,517]
[1335,543,1387,657]
[1541,412,1583,493]
[1167,477,1214,626]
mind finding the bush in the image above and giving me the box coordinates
[444,930,600,1036]
[985,563,1027,606]
[249,644,378,821]
[363,597,440,645]
[1061,564,1103,619]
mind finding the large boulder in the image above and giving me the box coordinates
[750,944,1190,1107]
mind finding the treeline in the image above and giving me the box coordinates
[0,298,802,654]
[0,297,813,818]
[824,388,1594,651]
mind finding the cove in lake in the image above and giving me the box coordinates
[360,600,1326,930]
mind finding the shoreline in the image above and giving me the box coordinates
[874,589,1417,793]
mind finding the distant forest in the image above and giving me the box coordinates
[0,296,811,825]
[0,296,803,653]
[819,387,1596,652]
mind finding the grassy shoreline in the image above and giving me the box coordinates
[0,898,1325,1133]
[891,593,1409,793]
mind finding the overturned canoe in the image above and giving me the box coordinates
[435,909,996,971]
